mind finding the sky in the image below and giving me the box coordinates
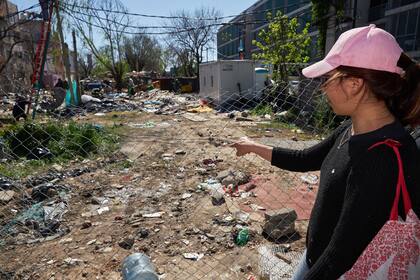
[13,0,258,60]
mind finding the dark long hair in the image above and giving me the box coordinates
[336,53,420,126]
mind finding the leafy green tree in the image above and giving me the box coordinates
[252,11,311,84]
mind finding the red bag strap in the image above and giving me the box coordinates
[368,139,412,221]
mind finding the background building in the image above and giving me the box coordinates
[368,0,420,60]
[0,0,73,90]
[217,0,420,61]
[217,0,312,60]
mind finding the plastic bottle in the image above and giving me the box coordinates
[122,253,159,280]
[236,228,249,246]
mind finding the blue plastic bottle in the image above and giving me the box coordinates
[122,253,159,280]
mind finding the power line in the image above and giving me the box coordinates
[61,2,322,37]
[62,8,281,36]
[3,3,41,19]
[63,10,219,35]
[58,4,183,30]
[62,2,227,20]
[61,1,310,22]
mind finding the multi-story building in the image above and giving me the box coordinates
[217,0,313,60]
[217,0,420,61]
[0,0,28,90]
[0,0,73,90]
[368,0,420,60]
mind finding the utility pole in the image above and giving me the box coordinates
[54,0,76,105]
[72,29,82,100]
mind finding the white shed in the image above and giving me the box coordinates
[199,60,257,107]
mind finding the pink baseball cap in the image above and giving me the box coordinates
[302,24,403,78]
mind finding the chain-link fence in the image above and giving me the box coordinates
[0,73,391,280]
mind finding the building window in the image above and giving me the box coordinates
[407,9,418,34]
[397,11,408,35]
[402,0,418,4]
[275,0,285,11]
[392,8,420,53]
[211,76,214,87]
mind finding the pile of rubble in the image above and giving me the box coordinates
[0,155,125,247]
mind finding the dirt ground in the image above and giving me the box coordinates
[0,107,321,280]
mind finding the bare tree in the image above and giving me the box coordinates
[78,51,95,78]
[166,7,221,82]
[64,0,130,89]
[0,17,30,75]
[124,34,163,73]
[164,43,194,77]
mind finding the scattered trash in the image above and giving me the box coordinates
[122,253,159,280]
[97,206,110,215]
[249,204,266,211]
[118,237,135,250]
[31,183,69,202]
[91,196,109,205]
[162,154,174,161]
[195,167,208,175]
[213,215,235,226]
[292,129,304,134]
[183,253,204,261]
[142,212,164,218]
[197,179,223,192]
[202,158,222,166]
[0,190,15,203]
[43,202,68,225]
[300,174,319,185]
[0,199,69,245]
[64,258,84,266]
[258,245,304,280]
[175,150,186,155]
[86,239,96,245]
[129,122,156,128]
[59,237,73,244]
[94,112,106,116]
[263,209,297,241]
[101,247,113,253]
[187,105,213,113]
[0,269,14,279]
[244,184,257,192]
[211,189,225,206]
[224,184,239,195]
[81,95,101,104]
[217,170,250,187]
[235,228,250,246]
[27,147,53,160]
[234,211,250,224]
[0,177,14,190]
[181,193,192,200]
[137,229,150,239]
[81,221,92,229]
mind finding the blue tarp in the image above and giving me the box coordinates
[65,81,79,106]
